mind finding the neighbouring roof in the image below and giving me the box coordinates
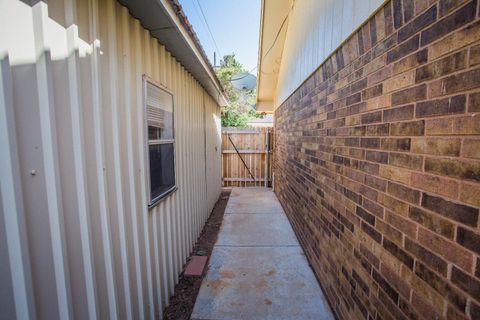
[119,0,228,106]
[248,114,273,124]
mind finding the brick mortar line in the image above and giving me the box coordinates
[275,158,479,261]
[294,46,480,109]
[311,20,479,97]
[275,160,479,312]
[214,244,301,248]
[295,147,478,191]
[281,159,476,233]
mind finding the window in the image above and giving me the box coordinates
[145,79,176,206]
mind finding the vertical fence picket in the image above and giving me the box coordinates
[221,127,273,188]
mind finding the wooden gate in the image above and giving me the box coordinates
[222,127,273,187]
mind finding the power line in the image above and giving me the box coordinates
[195,0,222,60]
[259,1,295,75]
[261,13,289,62]
[189,0,214,48]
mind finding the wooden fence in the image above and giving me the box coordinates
[222,127,273,187]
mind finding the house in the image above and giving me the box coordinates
[0,0,226,319]
[247,114,274,127]
[258,0,480,319]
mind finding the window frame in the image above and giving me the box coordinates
[143,76,177,208]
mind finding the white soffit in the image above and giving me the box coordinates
[119,0,228,106]
[256,0,292,113]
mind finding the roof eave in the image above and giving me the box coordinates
[118,0,228,106]
[255,0,291,112]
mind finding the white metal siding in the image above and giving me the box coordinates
[275,0,385,107]
[0,0,222,319]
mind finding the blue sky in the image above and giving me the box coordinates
[178,0,261,72]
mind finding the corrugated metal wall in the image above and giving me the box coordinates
[275,0,386,106]
[0,0,222,319]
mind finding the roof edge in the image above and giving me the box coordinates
[119,0,228,106]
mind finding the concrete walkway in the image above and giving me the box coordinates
[191,188,334,320]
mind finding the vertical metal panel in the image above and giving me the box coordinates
[0,56,36,320]
[275,0,385,107]
[0,0,222,319]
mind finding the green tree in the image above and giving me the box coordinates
[216,54,258,127]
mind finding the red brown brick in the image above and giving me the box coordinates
[469,92,480,112]
[416,95,466,118]
[470,44,480,66]
[451,266,480,301]
[383,237,415,268]
[425,115,480,135]
[421,192,479,226]
[398,4,437,42]
[411,172,459,198]
[415,262,468,311]
[418,227,474,271]
[415,50,467,83]
[380,263,412,298]
[362,84,383,100]
[385,210,417,238]
[408,206,456,239]
[381,138,411,151]
[390,120,425,136]
[456,226,480,255]
[393,0,404,29]
[424,157,480,182]
[459,182,480,206]
[470,301,480,320]
[389,152,424,170]
[380,165,411,184]
[383,104,414,121]
[391,84,426,105]
[387,181,421,204]
[462,138,480,158]
[428,20,480,61]
[439,0,470,17]
[393,49,428,74]
[383,69,415,93]
[387,35,420,64]
[361,111,383,124]
[411,291,444,319]
[420,0,477,46]
[378,192,410,217]
[366,150,389,164]
[411,137,461,156]
[428,68,480,98]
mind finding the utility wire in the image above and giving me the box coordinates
[261,14,289,61]
[259,1,295,75]
[189,0,215,50]
[195,0,222,60]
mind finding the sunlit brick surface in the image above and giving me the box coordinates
[274,0,480,319]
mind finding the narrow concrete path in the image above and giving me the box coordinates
[191,188,334,320]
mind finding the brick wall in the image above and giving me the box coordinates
[274,0,480,319]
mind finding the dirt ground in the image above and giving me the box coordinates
[163,189,231,320]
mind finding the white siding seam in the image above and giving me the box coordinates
[32,3,73,318]
[0,57,35,320]
[87,0,118,317]
[106,1,133,318]
[120,7,144,319]
[65,26,98,320]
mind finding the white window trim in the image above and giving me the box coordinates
[143,76,177,208]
